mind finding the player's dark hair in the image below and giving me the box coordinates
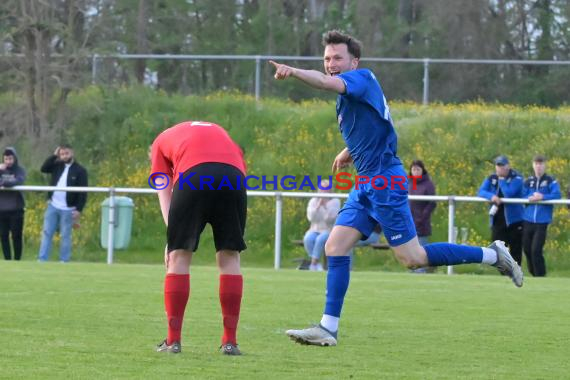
[322,30,362,59]
[60,143,73,150]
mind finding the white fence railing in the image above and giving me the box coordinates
[4,186,569,271]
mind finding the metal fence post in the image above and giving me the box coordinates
[274,192,283,270]
[447,197,455,275]
[255,55,261,101]
[422,58,430,105]
[92,54,99,84]
[106,188,115,264]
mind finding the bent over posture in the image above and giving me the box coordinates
[151,120,247,355]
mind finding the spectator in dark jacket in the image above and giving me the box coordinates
[38,145,88,262]
[408,160,436,245]
[408,160,436,273]
[522,155,561,277]
[478,155,524,265]
[0,147,26,260]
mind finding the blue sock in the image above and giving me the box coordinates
[424,243,483,266]
[323,256,351,318]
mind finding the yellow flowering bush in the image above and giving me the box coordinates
[18,89,570,271]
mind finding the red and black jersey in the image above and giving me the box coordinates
[151,121,246,183]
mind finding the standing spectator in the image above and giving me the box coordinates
[408,160,436,273]
[408,160,436,246]
[478,155,524,265]
[303,179,340,271]
[38,145,88,262]
[522,155,561,277]
[0,147,26,260]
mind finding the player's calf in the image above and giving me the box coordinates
[392,240,429,269]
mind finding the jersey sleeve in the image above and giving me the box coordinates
[150,136,173,177]
[338,69,372,100]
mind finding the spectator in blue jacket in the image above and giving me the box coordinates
[522,155,561,277]
[478,155,524,265]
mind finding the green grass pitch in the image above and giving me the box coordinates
[1,262,569,379]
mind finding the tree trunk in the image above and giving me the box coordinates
[55,0,87,132]
[135,0,149,84]
[20,0,52,139]
[536,0,553,60]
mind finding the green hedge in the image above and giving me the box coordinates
[5,87,570,272]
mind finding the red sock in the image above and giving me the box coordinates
[219,274,243,345]
[164,273,190,345]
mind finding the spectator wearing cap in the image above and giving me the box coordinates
[522,155,561,277]
[477,155,524,265]
[0,147,26,260]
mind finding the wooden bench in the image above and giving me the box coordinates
[369,242,391,250]
[290,239,390,269]
[290,240,390,250]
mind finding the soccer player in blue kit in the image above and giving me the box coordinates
[269,30,523,347]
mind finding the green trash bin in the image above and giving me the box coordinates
[101,196,134,249]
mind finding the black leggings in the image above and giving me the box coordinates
[0,210,24,260]
[523,222,548,277]
[492,221,523,266]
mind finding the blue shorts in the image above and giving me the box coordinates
[335,164,417,247]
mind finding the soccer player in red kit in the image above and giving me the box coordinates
[150,120,247,355]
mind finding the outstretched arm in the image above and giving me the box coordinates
[269,60,346,94]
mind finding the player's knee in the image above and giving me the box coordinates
[324,239,347,256]
[324,239,335,255]
[168,250,192,270]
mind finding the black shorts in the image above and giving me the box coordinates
[167,163,247,253]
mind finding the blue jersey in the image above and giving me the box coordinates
[336,69,401,176]
[335,69,415,246]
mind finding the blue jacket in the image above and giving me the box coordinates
[478,169,524,226]
[523,174,561,224]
